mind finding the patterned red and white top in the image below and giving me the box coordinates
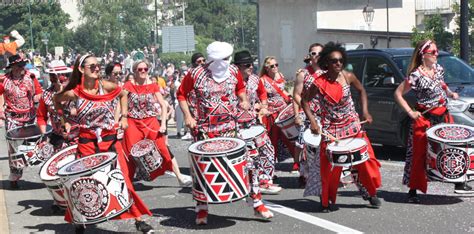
[177,65,246,134]
[406,64,448,108]
[72,84,119,131]
[123,81,160,119]
[316,78,361,140]
[301,66,325,114]
[236,73,267,123]
[262,74,288,115]
[37,86,78,135]
[0,71,42,123]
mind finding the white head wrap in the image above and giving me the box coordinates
[207,41,233,82]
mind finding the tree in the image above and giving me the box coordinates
[74,1,154,55]
[0,2,71,54]
[410,12,453,51]
[452,0,474,63]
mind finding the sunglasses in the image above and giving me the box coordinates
[196,59,206,64]
[424,50,439,56]
[137,67,149,73]
[329,58,344,64]
[309,51,320,57]
[267,63,279,69]
[84,63,101,71]
[113,72,123,76]
[240,63,253,68]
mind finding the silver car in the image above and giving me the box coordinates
[346,48,474,147]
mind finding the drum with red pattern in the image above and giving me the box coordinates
[57,152,132,224]
[326,138,369,167]
[6,124,53,168]
[188,137,249,204]
[130,139,164,181]
[426,123,474,183]
[39,145,77,208]
[274,103,299,141]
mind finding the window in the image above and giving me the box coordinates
[364,57,395,87]
[345,56,364,81]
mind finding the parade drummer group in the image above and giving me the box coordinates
[1,38,472,233]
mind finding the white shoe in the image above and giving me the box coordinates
[181,133,193,140]
[259,183,282,195]
[178,175,192,187]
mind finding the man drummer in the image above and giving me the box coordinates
[233,50,282,195]
[178,41,273,225]
[37,60,79,152]
[0,54,43,189]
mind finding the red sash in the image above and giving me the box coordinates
[263,75,290,103]
[313,73,343,104]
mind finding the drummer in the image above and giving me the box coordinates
[293,43,324,192]
[178,41,274,225]
[234,50,281,195]
[54,54,155,233]
[0,54,43,189]
[394,39,473,203]
[302,42,382,212]
[37,60,79,151]
[259,56,298,173]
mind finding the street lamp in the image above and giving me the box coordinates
[362,2,375,30]
[41,32,49,56]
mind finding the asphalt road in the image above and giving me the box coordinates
[1,127,474,234]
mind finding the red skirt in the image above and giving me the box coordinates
[319,131,382,207]
[122,117,172,180]
[64,128,153,223]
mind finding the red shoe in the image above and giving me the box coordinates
[291,162,300,174]
[196,209,208,225]
[254,204,273,219]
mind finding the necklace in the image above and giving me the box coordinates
[420,65,435,79]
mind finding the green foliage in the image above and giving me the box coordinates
[452,0,474,63]
[74,1,154,55]
[186,0,257,55]
[0,2,71,54]
[410,12,452,51]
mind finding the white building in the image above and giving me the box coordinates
[257,0,460,79]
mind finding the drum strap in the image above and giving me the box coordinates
[79,134,117,153]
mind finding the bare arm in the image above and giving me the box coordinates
[302,84,320,134]
[346,71,372,123]
[394,80,420,119]
[179,99,196,129]
[293,70,305,125]
[155,92,168,131]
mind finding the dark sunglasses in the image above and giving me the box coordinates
[309,51,320,57]
[113,72,123,76]
[84,63,101,71]
[137,67,149,72]
[268,63,279,69]
[196,59,206,64]
[329,58,344,64]
[240,63,253,68]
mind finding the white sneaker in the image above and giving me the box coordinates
[260,183,282,195]
[181,133,193,140]
[178,175,193,187]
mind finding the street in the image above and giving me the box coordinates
[1,126,474,234]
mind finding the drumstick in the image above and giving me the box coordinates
[422,106,437,115]
[359,120,368,125]
[321,131,338,142]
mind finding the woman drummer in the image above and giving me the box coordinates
[302,42,382,212]
[394,39,472,203]
[121,60,190,186]
[54,54,154,233]
[259,56,298,173]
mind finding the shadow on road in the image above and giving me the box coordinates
[1,179,45,191]
[15,199,64,216]
[338,190,463,205]
[24,223,117,233]
[156,206,268,230]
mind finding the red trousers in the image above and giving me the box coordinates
[122,117,172,181]
[65,129,152,223]
[320,132,381,207]
[408,111,453,193]
[263,113,296,160]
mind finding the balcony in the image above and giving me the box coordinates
[415,0,459,14]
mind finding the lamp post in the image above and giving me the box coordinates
[362,2,375,30]
[27,0,34,50]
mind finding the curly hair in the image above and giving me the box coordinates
[317,41,347,70]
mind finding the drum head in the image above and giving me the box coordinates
[40,145,77,181]
[427,123,474,145]
[275,103,294,124]
[6,124,52,140]
[303,129,321,148]
[240,125,265,140]
[188,137,246,156]
[327,138,366,152]
[57,152,116,177]
[131,139,156,157]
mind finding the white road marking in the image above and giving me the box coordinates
[379,160,404,167]
[264,201,363,234]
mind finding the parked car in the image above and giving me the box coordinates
[346,48,474,147]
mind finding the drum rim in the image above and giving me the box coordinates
[130,139,156,157]
[303,129,321,147]
[57,152,117,177]
[188,137,246,156]
[327,138,366,150]
[426,123,474,144]
[239,125,265,140]
[275,104,294,124]
[40,145,78,181]
[6,124,53,140]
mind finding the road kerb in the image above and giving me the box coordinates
[0,171,10,234]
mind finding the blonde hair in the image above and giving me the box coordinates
[259,56,277,77]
